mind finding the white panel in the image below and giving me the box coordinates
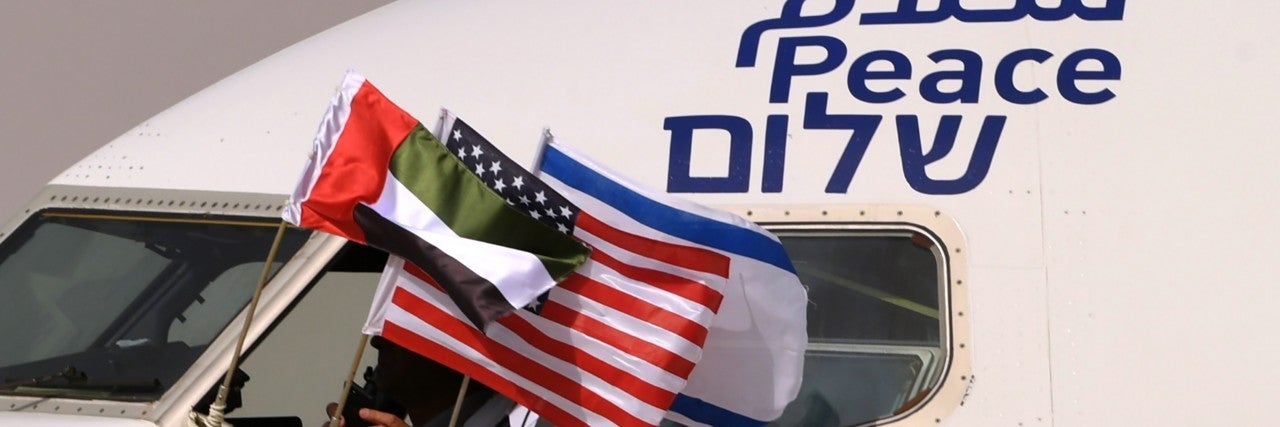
[943,267,1052,427]
[1039,2,1280,425]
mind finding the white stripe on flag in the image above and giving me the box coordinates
[571,233,721,323]
[485,322,666,418]
[546,287,702,363]
[513,305,690,393]
[367,175,558,309]
[569,257,715,329]
[282,71,363,225]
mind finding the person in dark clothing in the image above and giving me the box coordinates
[326,336,514,427]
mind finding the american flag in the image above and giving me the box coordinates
[362,112,728,427]
[441,117,577,235]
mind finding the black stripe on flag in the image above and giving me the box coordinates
[353,203,514,329]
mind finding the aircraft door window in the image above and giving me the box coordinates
[765,226,952,427]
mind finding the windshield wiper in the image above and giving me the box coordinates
[0,366,86,390]
[1,366,161,397]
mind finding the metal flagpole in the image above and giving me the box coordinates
[328,334,372,427]
[188,221,289,427]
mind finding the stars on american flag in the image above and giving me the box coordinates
[523,291,550,314]
[443,118,578,235]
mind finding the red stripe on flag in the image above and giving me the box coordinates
[390,288,654,427]
[396,262,682,410]
[559,273,710,347]
[539,299,697,379]
[576,211,730,278]
[588,248,724,313]
[497,312,678,410]
[381,322,590,427]
[298,81,419,242]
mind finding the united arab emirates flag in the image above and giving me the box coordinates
[283,71,590,329]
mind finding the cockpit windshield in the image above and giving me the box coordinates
[0,210,309,401]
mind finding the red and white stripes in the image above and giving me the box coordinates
[366,210,728,427]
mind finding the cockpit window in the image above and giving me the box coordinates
[0,210,309,401]
[767,228,948,427]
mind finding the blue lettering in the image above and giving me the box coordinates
[771,36,848,103]
[1025,0,1079,21]
[762,115,789,193]
[861,0,950,25]
[664,115,753,193]
[693,3,1127,196]
[950,0,1027,23]
[920,49,983,104]
[803,92,883,193]
[848,50,912,104]
[737,0,855,67]
[897,115,1005,195]
[995,48,1052,104]
[861,0,1126,25]
[1072,0,1126,20]
[1057,49,1121,105]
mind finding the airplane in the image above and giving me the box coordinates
[0,0,1275,426]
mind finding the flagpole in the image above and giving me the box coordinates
[529,128,554,175]
[328,334,372,427]
[446,375,472,427]
[193,221,289,427]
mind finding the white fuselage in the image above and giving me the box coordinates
[2,1,1277,426]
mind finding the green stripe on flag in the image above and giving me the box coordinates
[388,124,589,282]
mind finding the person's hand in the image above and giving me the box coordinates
[322,402,344,427]
[322,402,409,427]
[355,408,410,427]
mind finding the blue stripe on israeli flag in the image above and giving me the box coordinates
[539,144,795,274]
[669,393,767,427]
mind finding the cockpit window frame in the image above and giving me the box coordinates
[0,185,346,424]
[0,208,310,402]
